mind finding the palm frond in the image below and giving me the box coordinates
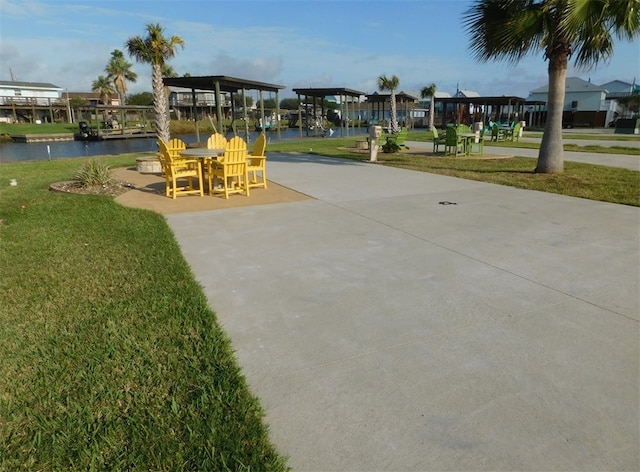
[463,0,547,63]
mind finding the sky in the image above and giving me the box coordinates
[1,0,638,100]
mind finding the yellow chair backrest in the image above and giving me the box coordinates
[207,133,227,150]
[167,138,186,159]
[251,133,266,157]
[221,136,247,170]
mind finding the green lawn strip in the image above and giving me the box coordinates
[268,137,639,206]
[403,131,640,154]
[0,123,79,136]
[377,154,639,206]
[526,131,638,142]
[0,157,288,471]
[481,140,640,155]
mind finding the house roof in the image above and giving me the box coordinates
[530,76,605,94]
[0,80,62,90]
[435,95,540,107]
[455,90,480,98]
[291,87,365,99]
[365,91,418,103]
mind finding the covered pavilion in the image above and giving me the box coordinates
[364,91,419,130]
[163,75,286,142]
[434,95,546,128]
[291,87,365,138]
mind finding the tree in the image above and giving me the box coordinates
[378,74,400,134]
[280,98,300,110]
[92,75,115,122]
[105,49,137,106]
[125,23,184,142]
[463,0,640,174]
[233,94,254,108]
[262,98,278,109]
[420,83,437,130]
[127,92,154,106]
[91,76,115,105]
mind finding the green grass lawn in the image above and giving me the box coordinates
[0,156,288,471]
[0,133,637,468]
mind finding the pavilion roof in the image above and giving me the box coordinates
[292,87,365,98]
[162,75,285,94]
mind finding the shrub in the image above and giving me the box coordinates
[74,160,113,187]
[382,139,401,153]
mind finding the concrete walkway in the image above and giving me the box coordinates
[167,153,639,471]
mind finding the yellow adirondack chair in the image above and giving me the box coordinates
[247,133,267,189]
[166,138,187,158]
[206,133,227,150]
[159,142,204,199]
[207,136,250,199]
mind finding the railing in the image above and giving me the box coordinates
[0,97,66,106]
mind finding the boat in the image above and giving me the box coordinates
[255,117,271,132]
[74,121,100,141]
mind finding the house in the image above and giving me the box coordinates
[600,80,637,125]
[525,76,632,127]
[528,77,606,112]
[0,80,65,123]
[67,91,119,107]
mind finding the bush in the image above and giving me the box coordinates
[382,139,401,153]
[74,160,113,187]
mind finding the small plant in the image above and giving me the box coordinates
[382,139,401,153]
[74,160,113,187]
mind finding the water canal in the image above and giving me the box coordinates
[0,128,365,163]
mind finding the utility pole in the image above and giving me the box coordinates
[66,89,73,124]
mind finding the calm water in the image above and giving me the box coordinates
[0,128,365,163]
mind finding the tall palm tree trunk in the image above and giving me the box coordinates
[152,63,170,142]
[536,51,568,173]
[390,92,399,134]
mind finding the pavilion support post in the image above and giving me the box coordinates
[297,93,303,138]
[242,88,250,139]
[191,89,200,143]
[214,80,223,136]
[275,90,281,140]
[230,92,237,136]
[259,90,265,137]
[341,94,346,137]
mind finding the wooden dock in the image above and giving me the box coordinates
[11,133,74,143]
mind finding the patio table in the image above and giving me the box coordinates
[458,133,477,155]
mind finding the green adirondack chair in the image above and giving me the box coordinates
[445,126,465,157]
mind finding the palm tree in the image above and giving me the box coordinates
[420,83,437,130]
[92,75,115,123]
[105,49,137,107]
[125,23,184,142]
[463,0,640,174]
[91,76,115,105]
[378,74,401,134]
